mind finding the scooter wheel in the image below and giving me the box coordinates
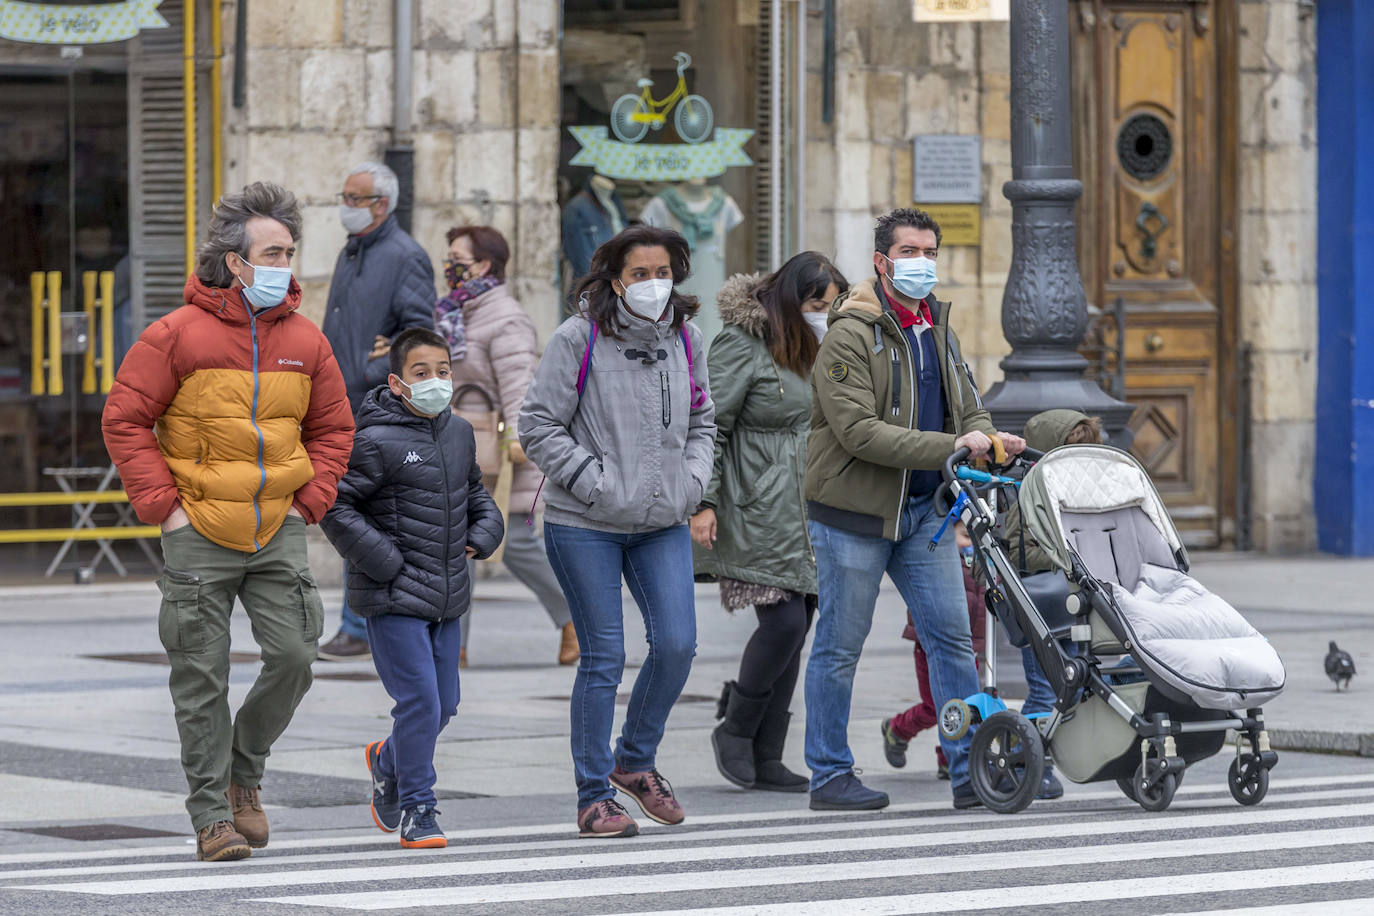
[939,698,973,740]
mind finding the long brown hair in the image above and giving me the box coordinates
[571,225,699,339]
[754,251,848,377]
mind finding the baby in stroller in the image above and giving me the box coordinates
[935,428,1286,814]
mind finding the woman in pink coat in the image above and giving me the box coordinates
[436,225,577,665]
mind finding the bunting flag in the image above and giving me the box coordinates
[0,0,167,45]
[568,126,754,182]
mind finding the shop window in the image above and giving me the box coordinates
[565,0,684,25]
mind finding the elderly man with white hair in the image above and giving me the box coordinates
[319,161,437,661]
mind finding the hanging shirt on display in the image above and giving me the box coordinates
[640,184,743,354]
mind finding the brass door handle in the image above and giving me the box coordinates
[1144,332,1165,353]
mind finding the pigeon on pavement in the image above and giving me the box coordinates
[1325,641,1357,691]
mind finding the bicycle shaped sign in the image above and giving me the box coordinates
[568,50,751,182]
[610,52,714,145]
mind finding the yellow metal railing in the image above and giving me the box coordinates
[0,489,159,546]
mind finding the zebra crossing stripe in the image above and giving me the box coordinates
[0,772,1368,868]
[19,803,1374,897]
[10,783,1374,883]
[245,830,1374,910]
[613,861,1374,916]
[1158,902,1374,916]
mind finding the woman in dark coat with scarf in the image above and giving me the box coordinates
[691,252,848,791]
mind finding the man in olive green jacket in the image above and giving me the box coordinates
[802,208,1025,812]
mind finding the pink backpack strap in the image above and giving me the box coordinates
[681,324,708,409]
[576,322,598,401]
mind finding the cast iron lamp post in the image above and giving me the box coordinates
[980,0,1135,445]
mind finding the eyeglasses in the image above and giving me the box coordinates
[337,192,382,207]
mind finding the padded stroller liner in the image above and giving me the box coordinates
[1109,563,1286,711]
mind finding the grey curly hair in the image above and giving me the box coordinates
[195,182,302,289]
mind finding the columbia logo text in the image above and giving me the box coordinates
[278,358,305,367]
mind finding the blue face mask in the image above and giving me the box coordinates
[237,259,293,310]
[887,256,938,301]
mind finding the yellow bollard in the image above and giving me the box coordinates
[99,271,115,394]
[30,273,44,395]
[82,271,97,394]
[45,271,62,397]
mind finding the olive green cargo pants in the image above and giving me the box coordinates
[156,516,324,832]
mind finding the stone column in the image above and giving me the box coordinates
[980,0,1134,445]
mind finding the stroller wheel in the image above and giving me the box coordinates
[1228,757,1269,806]
[968,710,1045,814]
[939,698,973,740]
[1133,758,1177,812]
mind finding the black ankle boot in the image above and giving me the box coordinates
[711,681,770,789]
[753,708,809,792]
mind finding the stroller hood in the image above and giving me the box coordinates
[1019,445,1188,576]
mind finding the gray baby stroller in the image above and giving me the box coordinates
[936,443,1286,814]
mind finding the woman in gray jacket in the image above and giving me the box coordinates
[690,253,847,793]
[518,226,715,840]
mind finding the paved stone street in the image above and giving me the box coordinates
[1,552,1372,913]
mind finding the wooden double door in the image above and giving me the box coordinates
[1072,0,1239,548]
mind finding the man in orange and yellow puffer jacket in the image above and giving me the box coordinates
[102,181,354,863]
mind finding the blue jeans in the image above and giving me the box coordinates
[805,494,980,789]
[339,561,368,641]
[545,522,697,808]
[365,614,462,810]
[1021,646,1056,717]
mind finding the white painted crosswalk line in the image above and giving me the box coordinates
[9,783,1374,884]
[1159,903,1374,916]
[1,772,1369,868]
[247,832,1374,911]
[17,800,1374,897]
[614,862,1374,916]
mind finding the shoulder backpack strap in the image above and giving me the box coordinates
[681,324,708,409]
[576,322,597,401]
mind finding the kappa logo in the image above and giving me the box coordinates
[403,451,423,464]
[278,358,304,367]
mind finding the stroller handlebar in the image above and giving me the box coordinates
[941,444,1047,485]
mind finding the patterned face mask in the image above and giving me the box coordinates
[443,259,472,290]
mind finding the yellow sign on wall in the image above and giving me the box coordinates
[917,203,981,247]
[913,0,1009,23]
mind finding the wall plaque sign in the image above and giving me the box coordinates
[914,134,982,205]
[0,0,167,44]
[912,0,1009,22]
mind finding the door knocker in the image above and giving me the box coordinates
[1136,202,1169,261]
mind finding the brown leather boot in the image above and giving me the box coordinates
[196,820,251,862]
[558,622,580,665]
[228,783,269,848]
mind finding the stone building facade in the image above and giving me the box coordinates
[217,0,1313,551]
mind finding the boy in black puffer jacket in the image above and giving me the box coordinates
[321,328,504,850]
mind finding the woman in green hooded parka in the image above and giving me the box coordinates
[691,252,847,791]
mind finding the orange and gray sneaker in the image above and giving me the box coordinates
[228,783,268,848]
[365,740,402,833]
[196,820,251,862]
[577,798,638,839]
[609,766,685,825]
[399,805,446,849]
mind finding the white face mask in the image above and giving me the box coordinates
[804,311,829,341]
[339,204,374,235]
[620,278,673,320]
